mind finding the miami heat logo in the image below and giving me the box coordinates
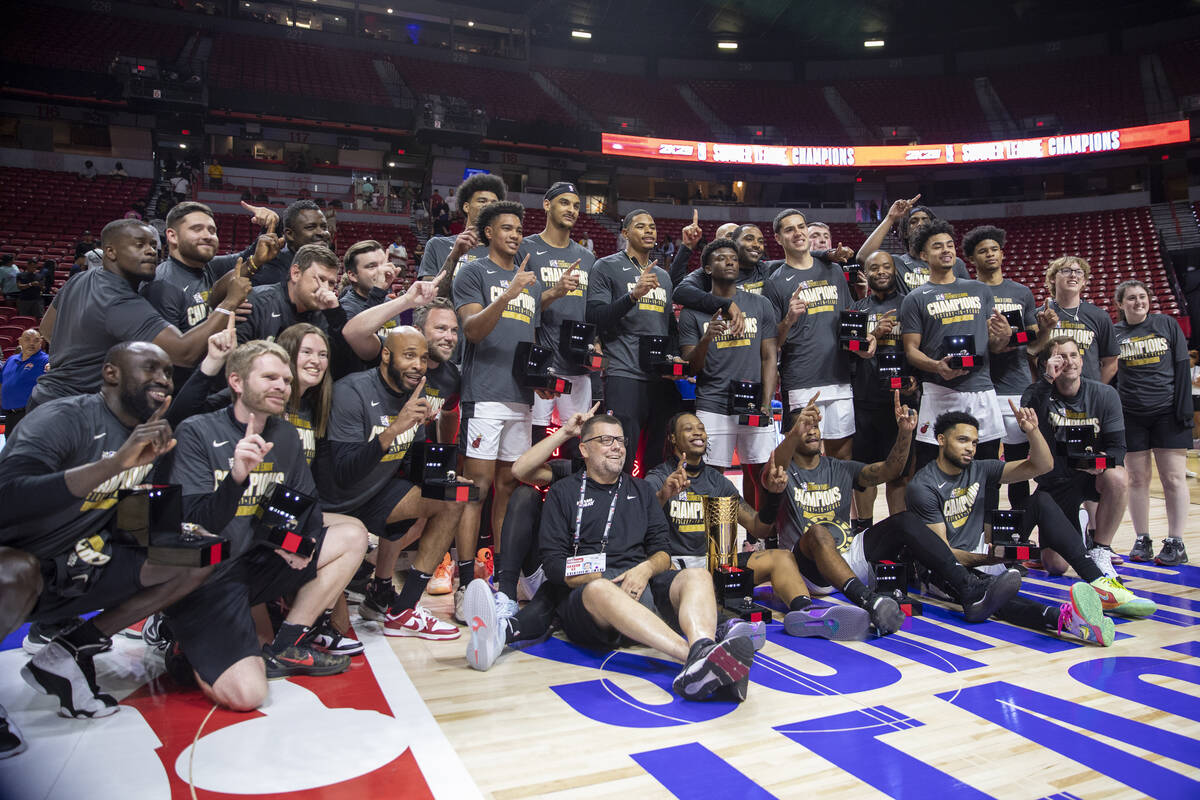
[472,435,483,449]
[920,422,929,434]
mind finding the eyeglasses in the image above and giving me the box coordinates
[582,434,628,448]
[1057,268,1086,277]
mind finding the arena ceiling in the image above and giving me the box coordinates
[459,0,1200,59]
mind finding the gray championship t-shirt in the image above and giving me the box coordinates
[33,268,170,404]
[900,277,996,393]
[524,234,596,376]
[236,282,329,344]
[452,256,541,405]
[1021,377,1126,485]
[988,278,1038,397]
[894,253,971,295]
[764,259,851,394]
[907,458,1006,551]
[141,256,218,332]
[0,393,155,559]
[170,407,315,561]
[1114,314,1186,416]
[678,290,777,414]
[1043,299,1118,382]
[643,461,740,557]
[851,290,904,409]
[778,456,864,553]
[319,369,424,512]
[418,235,489,279]
[587,252,674,382]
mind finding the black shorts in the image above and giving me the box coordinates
[345,479,418,538]
[557,571,680,649]
[1035,477,1100,532]
[31,544,147,623]
[852,404,915,478]
[165,535,324,686]
[1123,411,1192,452]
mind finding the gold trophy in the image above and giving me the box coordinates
[706,496,771,622]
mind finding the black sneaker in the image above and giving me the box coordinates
[1128,534,1154,562]
[962,569,1022,623]
[22,616,84,655]
[864,593,905,635]
[263,642,351,678]
[358,578,396,622]
[1155,537,1189,566]
[0,705,26,760]
[344,560,374,605]
[307,613,364,657]
[21,637,119,719]
[671,637,754,702]
[164,641,197,687]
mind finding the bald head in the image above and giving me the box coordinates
[18,329,41,355]
[381,326,429,393]
[714,222,738,241]
[104,340,169,370]
[101,340,173,423]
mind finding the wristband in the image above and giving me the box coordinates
[214,307,234,317]
[757,488,784,525]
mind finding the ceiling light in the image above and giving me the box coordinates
[717,41,738,50]
[571,29,591,39]
[864,39,885,48]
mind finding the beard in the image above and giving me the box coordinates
[121,385,161,423]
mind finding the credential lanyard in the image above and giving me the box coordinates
[573,474,621,556]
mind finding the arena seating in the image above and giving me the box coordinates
[834,75,988,143]
[1162,38,1200,99]
[687,80,843,143]
[540,68,710,140]
[988,55,1146,132]
[0,167,152,289]
[208,34,390,105]
[0,4,190,73]
[389,57,576,126]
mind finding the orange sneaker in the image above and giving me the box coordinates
[428,553,454,595]
[474,547,494,581]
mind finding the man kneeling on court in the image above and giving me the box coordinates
[165,341,367,711]
[539,415,756,701]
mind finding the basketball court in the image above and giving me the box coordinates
[2,471,1197,800]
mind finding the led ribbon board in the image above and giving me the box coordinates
[601,121,1190,168]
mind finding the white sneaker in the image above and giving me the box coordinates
[494,590,518,620]
[1087,546,1117,579]
[383,605,460,640]
[464,579,506,671]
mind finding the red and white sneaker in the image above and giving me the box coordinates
[383,605,461,640]
[474,547,494,582]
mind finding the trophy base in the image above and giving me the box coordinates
[422,481,480,502]
[521,375,573,394]
[723,597,773,623]
[572,353,606,372]
[840,337,871,352]
[651,361,685,378]
[879,375,906,391]
[736,412,773,427]
[259,529,317,558]
[947,355,976,369]
[890,591,922,617]
[1009,331,1030,346]
[992,543,1040,561]
[147,537,229,567]
[1069,454,1107,471]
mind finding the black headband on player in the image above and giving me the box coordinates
[545,182,578,201]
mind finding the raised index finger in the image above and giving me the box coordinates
[691,208,698,225]
[266,217,276,235]
[566,260,580,275]
[148,395,172,422]
[519,253,530,271]
[893,389,902,414]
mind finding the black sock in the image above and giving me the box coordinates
[457,559,475,585]
[392,568,433,613]
[852,517,873,534]
[788,595,812,612]
[61,619,106,648]
[842,577,871,608]
[689,637,716,660]
[501,618,516,644]
[1040,604,1058,629]
[270,621,309,652]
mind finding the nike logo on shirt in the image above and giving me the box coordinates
[784,273,798,282]
[937,481,947,489]
[536,250,548,255]
[213,440,229,447]
[271,312,281,318]
[370,401,381,407]
[92,433,106,440]
[486,269,498,274]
